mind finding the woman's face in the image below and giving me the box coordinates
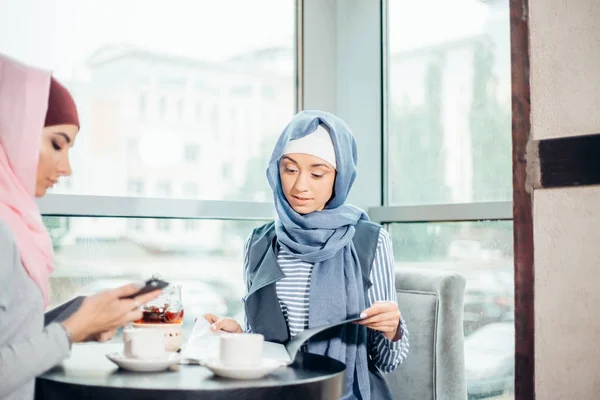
[279,153,336,214]
[35,124,79,197]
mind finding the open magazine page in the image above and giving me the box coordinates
[180,316,363,365]
[284,316,362,363]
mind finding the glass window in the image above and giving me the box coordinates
[156,220,171,232]
[127,138,139,158]
[184,220,198,232]
[195,103,203,119]
[158,96,167,118]
[0,0,296,201]
[389,221,514,398]
[127,178,144,195]
[387,0,511,205]
[177,99,185,120]
[231,85,253,98]
[183,182,198,198]
[127,218,145,232]
[43,217,268,338]
[139,93,147,117]
[156,182,172,197]
[184,144,199,163]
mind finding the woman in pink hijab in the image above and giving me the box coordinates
[0,54,162,399]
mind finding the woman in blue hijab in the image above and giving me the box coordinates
[204,110,409,399]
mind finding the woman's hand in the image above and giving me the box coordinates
[83,328,117,343]
[356,301,402,341]
[203,313,243,333]
[62,283,163,343]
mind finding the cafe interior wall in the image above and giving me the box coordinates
[530,0,600,397]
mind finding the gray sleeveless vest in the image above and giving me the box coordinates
[243,220,394,400]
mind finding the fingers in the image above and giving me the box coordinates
[121,309,144,326]
[133,289,163,306]
[360,301,397,318]
[359,312,400,326]
[97,329,117,343]
[110,282,146,299]
[363,322,398,332]
[210,317,225,332]
[206,316,242,333]
[203,313,218,324]
[113,289,163,315]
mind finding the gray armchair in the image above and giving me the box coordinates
[385,268,467,400]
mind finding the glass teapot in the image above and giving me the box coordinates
[137,275,184,324]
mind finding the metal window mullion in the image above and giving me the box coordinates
[37,194,275,221]
[368,201,513,223]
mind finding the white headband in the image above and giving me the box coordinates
[283,124,337,169]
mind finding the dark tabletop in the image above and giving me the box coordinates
[35,343,346,400]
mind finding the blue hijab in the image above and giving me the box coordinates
[266,110,370,399]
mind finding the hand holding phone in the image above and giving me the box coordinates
[121,278,169,299]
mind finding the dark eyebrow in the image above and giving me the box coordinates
[281,155,297,164]
[310,162,332,169]
[281,155,332,169]
[53,132,72,145]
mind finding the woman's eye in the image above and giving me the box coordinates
[285,168,297,173]
[51,140,62,151]
[312,174,324,179]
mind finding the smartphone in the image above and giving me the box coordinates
[121,278,169,299]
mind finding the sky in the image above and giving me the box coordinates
[0,0,495,79]
[0,0,295,77]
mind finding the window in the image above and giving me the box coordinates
[387,0,511,205]
[127,138,139,158]
[184,220,198,232]
[183,182,198,198]
[261,85,275,101]
[139,93,147,117]
[231,85,253,98]
[177,99,184,120]
[156,219,171,232]
[158,96,167,118]
[184,145,199,163]
[4,4,516,398]
[127,179,144,195]
[128,218,145,232]
[1,0,295,202]
[156,182,171,197]
[210,106,219,131]
[387,1,513,399]
[42,217,267,338]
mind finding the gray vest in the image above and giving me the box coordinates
[243,220,394,400]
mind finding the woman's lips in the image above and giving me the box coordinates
[292,195,311,204]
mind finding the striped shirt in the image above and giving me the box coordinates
[244,228,409,373]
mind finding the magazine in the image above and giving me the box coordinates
[181,315,362,365]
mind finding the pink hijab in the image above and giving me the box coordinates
[0,54,54,306]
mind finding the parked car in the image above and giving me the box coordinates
[465,322,514,398]
[463,269,514,336]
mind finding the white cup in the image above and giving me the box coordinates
[219,333,264,367]
[123,327,166,360]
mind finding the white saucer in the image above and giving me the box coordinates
[105,352,180,372]
[203,358,282,380]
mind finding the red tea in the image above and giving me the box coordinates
[137,304,184,324]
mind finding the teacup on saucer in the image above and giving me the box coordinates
[203,358,282,380]
[106,352,180,372]
[123,327,165,360]
[132,322,183,352]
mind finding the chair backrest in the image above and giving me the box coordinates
[385,268,467,400]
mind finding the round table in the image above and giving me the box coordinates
[35,343,346,400]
